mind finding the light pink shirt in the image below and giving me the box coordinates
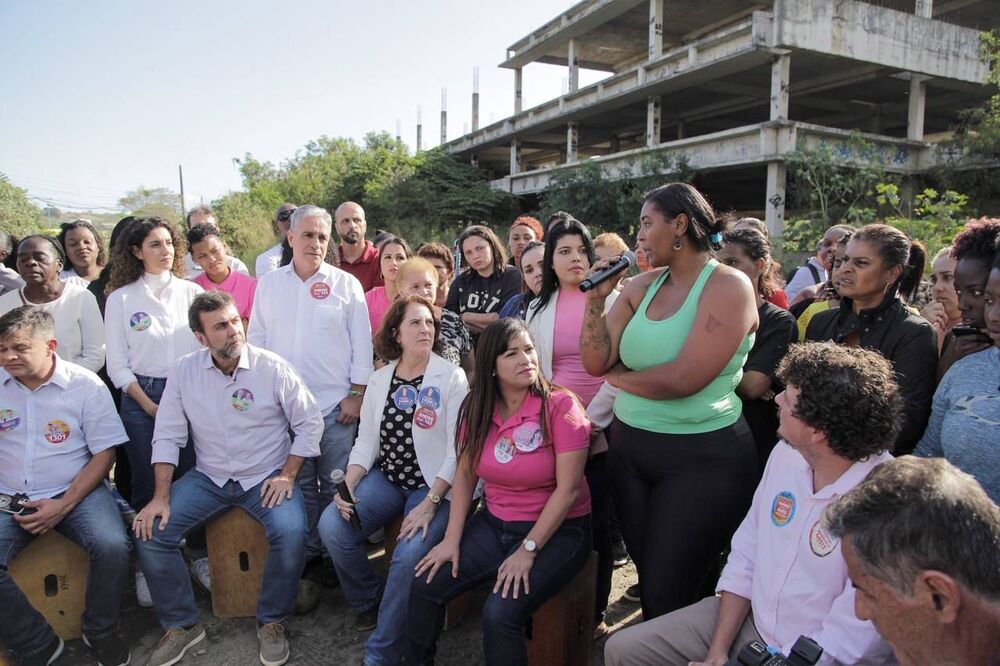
[551,288,604,406]
[365,286,392,336]
[192,269,258,322]
[717,441,896,665]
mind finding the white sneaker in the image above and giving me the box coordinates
[135,570,153,608]
[366,527,385,544]
[190,556,212,591]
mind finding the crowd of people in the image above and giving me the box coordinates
[0,182,998,666]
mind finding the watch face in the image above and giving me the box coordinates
[524,539,536,552]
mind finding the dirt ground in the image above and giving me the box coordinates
[49,545,643,666]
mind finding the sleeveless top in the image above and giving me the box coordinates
[614,259,753,435]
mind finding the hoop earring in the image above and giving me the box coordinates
[673,238,683,251]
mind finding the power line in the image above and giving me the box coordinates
[4,173,124,197]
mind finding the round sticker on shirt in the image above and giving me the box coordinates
[494,437,515,464]
[0,409,20,432]
[129,312,152,332]
[231,389,255,412]
[414,406,437,430]
[417,386,441,409]
[512,422,542,453]
[770,491,796,527]
[393,385,418,411]
[43,420,71,445]
[809,520,839,557]
[310,282,330,300]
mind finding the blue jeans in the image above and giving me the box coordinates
[135,470,307,627]
[120,375,196,510]
[0,483,130,657]
[405,507,592,666]
[298,406,358,558]
[319,468,450,666]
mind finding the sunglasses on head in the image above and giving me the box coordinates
[277,209,296,222]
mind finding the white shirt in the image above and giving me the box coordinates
[57,270,92,287]
[785,257,827,302]
[717,441,896,665]
[151,345,323,490]
[248,262,373,414]
[0,357,127,499]
[254,244,284,278]
[185,253,249,279]
[104,273,204,388]
[0,282,105,372]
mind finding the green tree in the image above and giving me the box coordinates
[0,174,46,236]
[957,30,1000,160]
[211,191,275,271]
[119,186,181,222]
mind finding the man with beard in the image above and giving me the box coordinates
[133,291,323,666]
[334,201,383,291]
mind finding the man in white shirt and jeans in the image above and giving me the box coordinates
[0,306,131,666]
[133,291,323,666]
[605,342,902,666]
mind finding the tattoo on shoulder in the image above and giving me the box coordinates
[706,314,723,334]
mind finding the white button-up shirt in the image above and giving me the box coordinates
[717,441,896,665]
[0,357,127,499]
[151,345,323,490]
[104,275,204,388]
[254,244,283,278]
[248,262,373,415]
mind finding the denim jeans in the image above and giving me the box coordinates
[298,406,358,558]
[405,507,592,666]
[120,375,196,510]
[319,468,450,666]
[0,482,130,657]
[135,469,307,627]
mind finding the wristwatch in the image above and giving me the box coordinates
[522,538,537,553]
[427,491,442,505]
[348,389,364,398]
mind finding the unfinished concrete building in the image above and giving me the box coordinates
[443,0,997,236]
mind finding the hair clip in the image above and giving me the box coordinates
[709,232,723,244]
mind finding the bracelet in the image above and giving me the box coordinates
[348,389,363,398]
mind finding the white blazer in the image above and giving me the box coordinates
[525,289,619,429]
[348,352,469,499]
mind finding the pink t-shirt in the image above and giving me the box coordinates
[365,286,392,336]
[551,289,605,406]
[475,391,592,522]
[192,269,257,322]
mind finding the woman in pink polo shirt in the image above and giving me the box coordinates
[406,317,592,666]
[366,237,413,336]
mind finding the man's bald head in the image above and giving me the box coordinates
[335,201,367,246]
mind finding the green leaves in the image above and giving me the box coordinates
[0,174,46,237]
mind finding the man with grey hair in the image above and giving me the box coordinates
[825,456,1000,666]
[0,306,131,666]
[255,203,297,278]
[182,206,250,278]
[248,205,373,576]
[334,201,382,291]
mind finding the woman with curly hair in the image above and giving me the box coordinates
[805,224,937,454]
[718,229,797,471]
[58,218,107,285]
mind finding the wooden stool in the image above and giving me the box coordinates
[526,551,597,666]
[8,530,89,641]
[205,508,269,618]
[384,516,474,631]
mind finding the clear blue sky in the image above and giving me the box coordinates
[0,0,607,213]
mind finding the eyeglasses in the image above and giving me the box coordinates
[277,209,296,222]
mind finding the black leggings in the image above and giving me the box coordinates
[608,417,757,620]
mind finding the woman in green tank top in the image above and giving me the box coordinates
[580,183,760,620]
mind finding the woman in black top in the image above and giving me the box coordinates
[445,225,522,342]
[805,224,937,454]
[718,229,797,472]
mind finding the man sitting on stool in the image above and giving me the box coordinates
[605,343,901,665]
[133,292,323,666]
[0,305,131,666]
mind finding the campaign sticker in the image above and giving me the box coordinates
[393,385,418,411]
[770,491,796,527]
[129,312,152,332]
[43,420,71,445]
[809,520,839,557]
[414,406,437,430]
[0,409,20,432]
[494,437,515,464]
[417,386,441,409]
[310,282,330,300]
[512,422,542,453]
[231,388,254,412]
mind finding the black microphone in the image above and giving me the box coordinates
[331,469,362,531]
[580,251,636,293]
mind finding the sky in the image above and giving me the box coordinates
[0,1,608,213]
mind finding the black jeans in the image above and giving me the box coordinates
[405,507,592,666]
[608,417,757,620]
[586,452,612,623]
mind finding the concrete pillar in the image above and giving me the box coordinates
[416,107,422,153]
[770,54,790,121]
[907,75,927,141]
[568,38,579,93]
[472,67,480,131]
[915,0,933,18]
[566,122,579,163]
[510,140,522,175]
[646,96,661,147]
[471,154,479,168]
[648,0,663,61]
[514,67,523,114]
[610,136,621,153]
[677,120,687,140]
[765,161,787,238]
[440,88,447,146]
